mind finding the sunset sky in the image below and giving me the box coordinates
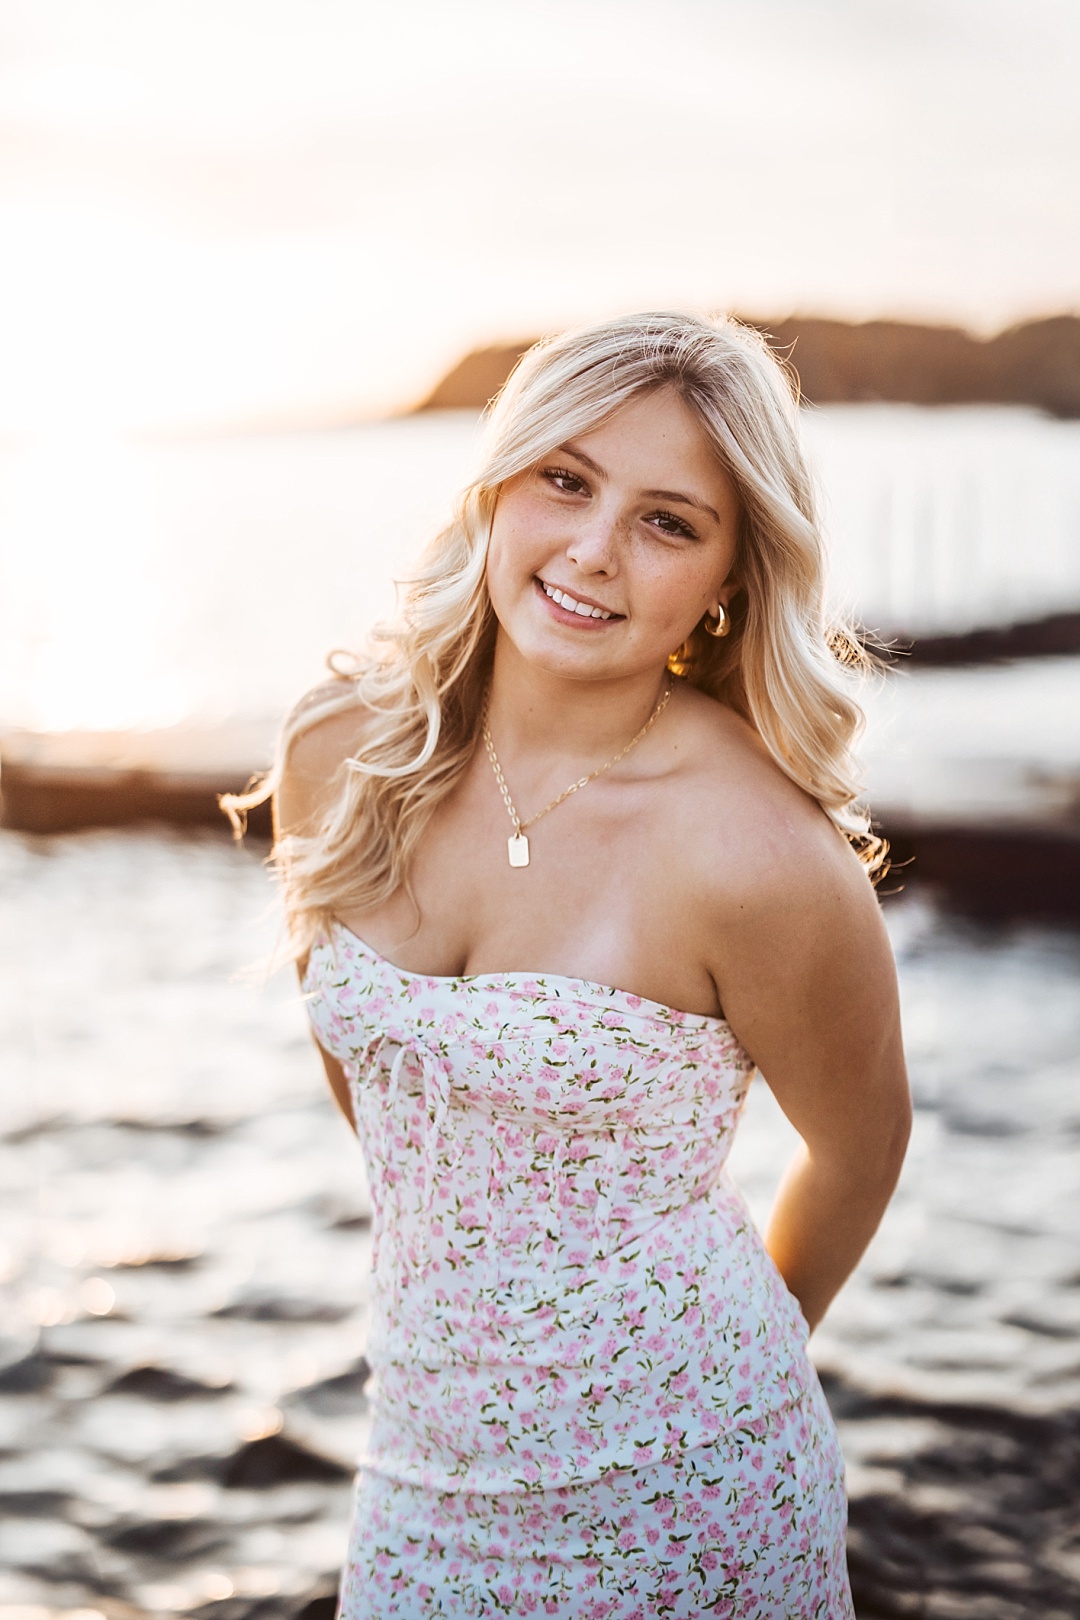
[1,0,1078,432]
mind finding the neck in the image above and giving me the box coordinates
[484,635,671,769]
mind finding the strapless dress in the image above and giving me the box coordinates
[303,922,852,1619]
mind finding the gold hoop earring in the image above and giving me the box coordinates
[703,605,730,638]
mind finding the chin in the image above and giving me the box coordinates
[504,624,662,691]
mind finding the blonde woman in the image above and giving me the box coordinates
[229,312,910,1618]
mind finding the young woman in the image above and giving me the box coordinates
[228,311,910,1618]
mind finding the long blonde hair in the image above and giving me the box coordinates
[224,310,884,958]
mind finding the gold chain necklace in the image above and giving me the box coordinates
[481,678,673,868]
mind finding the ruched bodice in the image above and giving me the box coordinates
[303,922,811,1493]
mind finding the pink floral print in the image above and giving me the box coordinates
[342,1381,849,1617]
[303,924,852,1615]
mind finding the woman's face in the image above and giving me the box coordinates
[486,385,741,684]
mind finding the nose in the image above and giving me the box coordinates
[565,503,621,576]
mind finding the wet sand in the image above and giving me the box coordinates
[1,829,1079,1618]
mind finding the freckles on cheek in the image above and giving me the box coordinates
[642,577,714,644]
[495,505,552,578]
[488,520,541,604]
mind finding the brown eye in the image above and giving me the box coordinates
[541,466,587,495]
[649,510,697,539]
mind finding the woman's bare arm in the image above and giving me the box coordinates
[273,703,369,1134]
[712,818,911,1333]
[308,1041,356,1133]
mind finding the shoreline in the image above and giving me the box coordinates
[3,657,1080,924]
[417,314,1080,418]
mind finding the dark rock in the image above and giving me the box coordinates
[112,1115,229,1137]
[2,1113,70,1145]
[220,1432,352,1488]
[186,1591,339,1620]
[101,1515,230,1560]
[302,1192,373,1231]
[211,1293,353,1323]
[151,1429,351,1487]
[108,1250,203,1270]
[944,1111,1027,1138]
[416,314,1080,418]
[106,1363,234,1400]
[759,313,1080,416]
[820,1372,1080,1616]
[39,1345,104,1365]
[899,609,1080,666]
[870,1271,984,1297]
[0,1489,73,1516]
[418,341,532,410]
[0,748,274,838]
[878,824,1080,926]
[190,1602,300,1620]
[991,313,1080,418]
[151,1455,220,1483]
[293,1596,338,1620]
[0,1350,55,1392]
[285,1356,371,1416]
[849,1491,1070,1618]
[1001,1312,1078,1339]
[188,1606,260,1620]
[922,1274,985,1297]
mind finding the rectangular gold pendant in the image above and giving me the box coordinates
[507,832,530,868]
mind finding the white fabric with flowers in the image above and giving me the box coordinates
[302,921,819,1495]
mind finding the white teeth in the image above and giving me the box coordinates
[541,581,612,620]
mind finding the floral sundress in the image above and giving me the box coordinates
[303,923,853,1618]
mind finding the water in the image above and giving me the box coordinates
[801,405,1080,636]
[2,827,1079,1616]
[2,406,1079,735]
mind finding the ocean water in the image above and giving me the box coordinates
[2,405,1079,735]
[2,401,1080,1614]
[1,827,1079,1617]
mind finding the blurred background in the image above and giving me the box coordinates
[1,2,1079,1617]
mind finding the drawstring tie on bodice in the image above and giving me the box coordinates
[345,1028,462,1278]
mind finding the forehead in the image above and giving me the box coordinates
[568,386,736,510]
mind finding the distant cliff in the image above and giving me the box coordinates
[417,314,1080,417]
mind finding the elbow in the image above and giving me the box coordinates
[889,1107,912,1182]
[820,1086,912,1194]
[876,1085,913,1187]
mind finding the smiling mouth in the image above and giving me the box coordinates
[536,577,621,621]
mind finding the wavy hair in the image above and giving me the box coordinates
[224,310,884,959]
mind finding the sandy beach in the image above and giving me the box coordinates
[1,826,1078,1618]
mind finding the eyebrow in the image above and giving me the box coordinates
[557,442,722,526]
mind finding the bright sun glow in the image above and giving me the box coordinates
[0,1,1078,735]
[0,1,1077,436]
[0,433,190,730]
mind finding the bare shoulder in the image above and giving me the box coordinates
[662,685,895,1056]
[274,680,373,839]
[666,684,880,932]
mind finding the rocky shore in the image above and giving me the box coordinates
[1,828,1078,1619]
[5,654,1079,923]
[417,314,1080,417]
